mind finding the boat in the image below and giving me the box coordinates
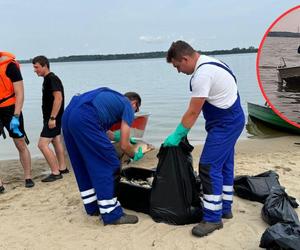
[277,58,300,88]
[110,112,150,138]
[247,102,300,134]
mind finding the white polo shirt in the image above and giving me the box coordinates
[190,55,238,109]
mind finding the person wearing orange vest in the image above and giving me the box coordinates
[0,52,34,188]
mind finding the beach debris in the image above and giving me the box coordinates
[120,176,153,189]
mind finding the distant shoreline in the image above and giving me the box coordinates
[20,47,257,64]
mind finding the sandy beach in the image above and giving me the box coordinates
[0,136,300,250]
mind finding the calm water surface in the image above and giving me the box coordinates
[259,36,300,125]
[1,53,263,159]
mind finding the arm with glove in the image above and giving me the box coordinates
[163,97,205,147]
[10,115,23,137]
[118,121,144,162]
[10,80,24,137]
[113,130,137,144]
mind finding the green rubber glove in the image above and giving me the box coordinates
[113,130,137,144]
[133,146,144,161]
[113,130,121,142]
[163,123,190,147]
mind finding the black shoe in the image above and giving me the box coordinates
[192,221,223,237]
[90,210,100,216]
[106,214,139,225]
[25,179,35,188]
[222,212,233,219]
[59,168,70,174]
[0,185,5,193]
[41,173,63,182]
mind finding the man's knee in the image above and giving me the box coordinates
[38,139,50,152]
[13,138,28,152]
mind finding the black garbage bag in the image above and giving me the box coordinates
[261,186,299,226]
[260,222,300,250]
[234,170,280,203]
[149,138,203,225]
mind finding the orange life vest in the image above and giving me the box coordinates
[0,52,19,107]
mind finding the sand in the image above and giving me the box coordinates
[0,136,300,250]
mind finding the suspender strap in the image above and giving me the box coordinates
[0,93,15,105]
[190,62,237,92]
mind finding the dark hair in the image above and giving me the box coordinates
[124,92,141,107]
[32,55,50,69]
[166,40,196,63]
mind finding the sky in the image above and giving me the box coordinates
[1,0,300,60]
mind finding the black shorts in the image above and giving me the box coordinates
[40,119,62,138]
[0,105,26,139]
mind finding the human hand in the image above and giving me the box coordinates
[113,130,121,142]
[114,130,137,144]
[133,146,144,161]
[163,132,182,147]
[10,116,23,136]
[163,123,190,147]
[48,119,56,129]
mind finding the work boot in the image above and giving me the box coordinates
[192,221,223,237]
[222,212,233,219]
[108,214,139,225]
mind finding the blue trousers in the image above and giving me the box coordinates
[62,96,123,224]
[199,96,245,222]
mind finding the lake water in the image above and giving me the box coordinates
[1,53,263,159]
[259,36,300,125]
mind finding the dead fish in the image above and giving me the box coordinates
[120,176,152,189]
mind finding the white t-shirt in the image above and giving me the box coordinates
[190,55,238,109]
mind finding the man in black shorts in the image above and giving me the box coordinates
[32,56,68,182]
[0,52,34,188]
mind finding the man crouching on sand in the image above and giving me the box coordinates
[62,87,143,225]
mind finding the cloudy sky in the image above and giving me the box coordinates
[1,0,299,59]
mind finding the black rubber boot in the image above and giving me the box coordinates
[107,214,138,225]
[222,212,233,219]
[192,221,223,237]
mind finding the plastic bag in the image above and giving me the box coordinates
[234,170,280,203]
[260,222,300,250]
[261,186,299,226]
[149,138,202,225]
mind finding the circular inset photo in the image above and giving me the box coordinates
[257,5,300,129]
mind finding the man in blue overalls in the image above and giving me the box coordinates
[164,41,245,237]
[62,88,144,225]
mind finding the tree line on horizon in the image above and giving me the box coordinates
[20,46,258,64]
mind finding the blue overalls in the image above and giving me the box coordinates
[62,88,134,224]
[191,62,245,223]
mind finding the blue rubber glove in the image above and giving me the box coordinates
[133,146,144,161]
[113,130,137,144]
[9,116,23,137]
[163,123,190,147]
